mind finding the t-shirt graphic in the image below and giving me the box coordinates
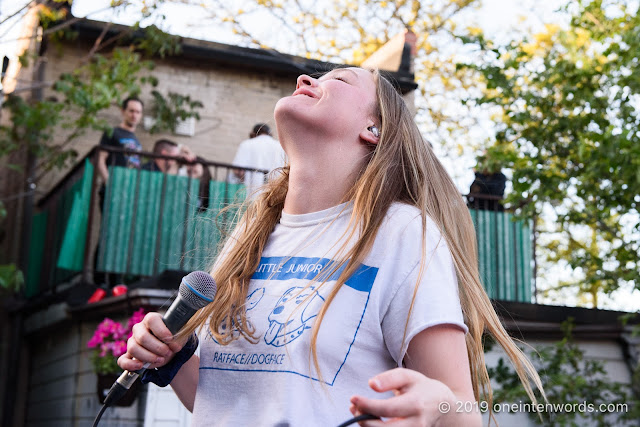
[264,285,324,347]
[99,127,142,169]
[120,138,141,168]
[200,255,378,386]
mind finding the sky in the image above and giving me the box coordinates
[1,0,639,312]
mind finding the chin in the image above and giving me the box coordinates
[274,97,302,124]
[274,96,294,114]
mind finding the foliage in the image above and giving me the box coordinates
[488,320,640,426]
[149,90,203,134]
[0,263,24,294]
[0,201,22,295]
[37,0,76,44]
[134,23,182,58]
[86,308,145,375]
[0,94,66,168]
[458,0,640,305]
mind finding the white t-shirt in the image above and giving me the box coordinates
[231,134,287,197]
[192,202,467,427]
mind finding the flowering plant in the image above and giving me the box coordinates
[87,308,146,375]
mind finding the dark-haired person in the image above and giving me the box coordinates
[142,139,181,174]
[231,122,287,198]
[97,96,144,184]
[94,96,143,288]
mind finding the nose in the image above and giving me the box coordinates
[296,74,316,89]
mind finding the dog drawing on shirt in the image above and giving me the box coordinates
[264,286,325,347]
[209,287,265,342]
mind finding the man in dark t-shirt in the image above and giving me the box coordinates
[94,96,143,288]
[97,96,144,183]
[99,127,142,168]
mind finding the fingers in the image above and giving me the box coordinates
[116,312,182,371]
[349,368,446,425]
[142,313,186,353]
[348,406,388,427]
[367,367,421,393]
[350,393,418,421]
[117,353,145,371]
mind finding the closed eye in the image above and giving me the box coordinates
[333,76,348,83]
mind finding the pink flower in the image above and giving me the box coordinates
[113,341,128,357]
[127,308,146,330]
[87,309,146,365]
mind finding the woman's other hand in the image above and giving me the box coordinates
[349,368,461,426]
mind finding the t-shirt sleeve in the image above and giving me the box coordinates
[99,129,114,147]
[232,141,250,168]
[381,219,468,366]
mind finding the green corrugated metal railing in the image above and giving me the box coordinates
[97,167,245,276]
[26,159,94,297]
[469,208,533,303]
[28,162,534,304]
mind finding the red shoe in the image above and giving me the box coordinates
[87,288,107,303]
[112,284,128,297]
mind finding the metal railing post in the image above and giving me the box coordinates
[82,147,100,284]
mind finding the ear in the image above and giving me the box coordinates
[360,123,380,145]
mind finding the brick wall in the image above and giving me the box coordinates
[26,316,147,427]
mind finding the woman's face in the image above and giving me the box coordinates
[274,67,378,155]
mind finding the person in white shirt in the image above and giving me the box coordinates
[120,68,544,427]
[231,123,287,198]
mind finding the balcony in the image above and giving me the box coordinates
[25,147,535,303]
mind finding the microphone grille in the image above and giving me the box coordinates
[179,271,217,310]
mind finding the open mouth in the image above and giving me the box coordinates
[293,88,317,98]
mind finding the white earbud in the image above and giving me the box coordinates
[368,126,380,138]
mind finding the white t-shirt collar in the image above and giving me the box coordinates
[280,201,353,228]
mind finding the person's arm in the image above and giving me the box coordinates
[97,150,110,182]
[179,144,197,163]
[349,324,481,426]
[170,353,200,412]
[118,313,199,411]
[97,131,113,182]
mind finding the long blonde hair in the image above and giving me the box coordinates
[181,68,544,421]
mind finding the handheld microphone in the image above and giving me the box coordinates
[103,271,217,407]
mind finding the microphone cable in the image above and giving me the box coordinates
[93,377,133,426]
[92,403,108,427]
[336,413,380,427]
[94,394,379,427]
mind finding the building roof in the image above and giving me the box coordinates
[69,19,418,94]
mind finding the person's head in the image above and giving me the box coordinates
[274,67,380,177]
[120,96,144,130]
[152,139,180,172]
[250,123,271,138]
